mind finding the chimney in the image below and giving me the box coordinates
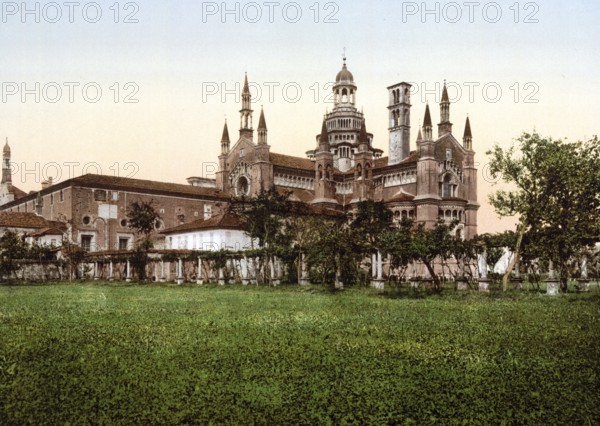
[41,177,53,190]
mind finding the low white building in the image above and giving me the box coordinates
[161,213,253,251]
[0,212,64,247]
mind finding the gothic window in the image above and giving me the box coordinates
[318,165,323,180]
[240,148,245,158]
[356,163,362,179]
[236,176,250,196]
[446,148,452,161]
[443,174,453,198]
[326,165,332,180]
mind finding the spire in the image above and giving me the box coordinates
[3,137,10,155]
[358,119,369,151]
[318,117,329,151]
[423,104,433,141]
[441,80,449,102]
[239,73,253,139]
[439,80,452,136]
[221,120,230,142]
[423,104,432,127]
[242,72,250,95]
[220,120,230,155]
[257,107,268,145]
[257,107,267,130]
[463,115,473,150]
[416,127,423,142]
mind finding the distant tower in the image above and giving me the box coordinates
[415,105,440,229]
[216,121,230,191]
[2,138,11,185]
[352,119,374,202]
[461,115,478,239]
[387,82,412,165]
[312,118,337,207]
[220,120,230,155]
[462,115,472,150]
[257,107,267,145]
[239,73,253,140]
[438,81,452,137]
[422,104,433,141]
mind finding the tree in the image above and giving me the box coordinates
[228,187,292,285]
[410,220,458,291]
[60,240,86,281]
[0,230,29,281]
[487,132,600,292]
[351,200,393,266]
[380,218,414,281]
[126,200,161,280]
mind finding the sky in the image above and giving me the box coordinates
[1,0,598,233]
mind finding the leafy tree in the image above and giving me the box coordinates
[351,200,393,255]
[410,220,458,291]
[0,230,29,281]
[303,215,361,288]
[487,132,600,292]
[228,187,293,285]
[127,200,161,280]
[60,240,86,281]
[380,218,414,281]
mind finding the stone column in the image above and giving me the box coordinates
[477,250,489,292]
[410,260,419,289]
[456,256,468,290]
[241,257,250,285]
[93,262,100,281]
[371,250,385,289]
[546,260,559,295]
[371,253,377,278]
[218,266,225,285]
[108,260,114,281]
[273,257,281,286]
[578,257,589,291]
[176,258,184,285]
[299,253,310,286]
[160,260,166,282]
[197,258,204,285]
[126,260,132,282]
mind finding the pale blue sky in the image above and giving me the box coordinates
[1,0,598,232]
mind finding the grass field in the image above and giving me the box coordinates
[1,283,599,425]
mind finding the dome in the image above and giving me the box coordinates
[335,62,354,83]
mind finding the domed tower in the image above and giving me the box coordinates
[307,57,382,172]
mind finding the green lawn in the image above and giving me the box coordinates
[1,283,599,425]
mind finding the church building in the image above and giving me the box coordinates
[214,58,478,239]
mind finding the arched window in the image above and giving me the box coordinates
[356,163,362,179]
[443,174,453,198]
[318,164,323,180]
[341,88,348,103]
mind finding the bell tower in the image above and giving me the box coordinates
[387,82,412,165]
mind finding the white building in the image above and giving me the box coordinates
[161,213,253,251]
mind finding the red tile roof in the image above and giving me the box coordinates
[71,174,226,199]
[270,153,315,171]
[29,227,64,237]
[0,212,50,229]
[161,213,245,234]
